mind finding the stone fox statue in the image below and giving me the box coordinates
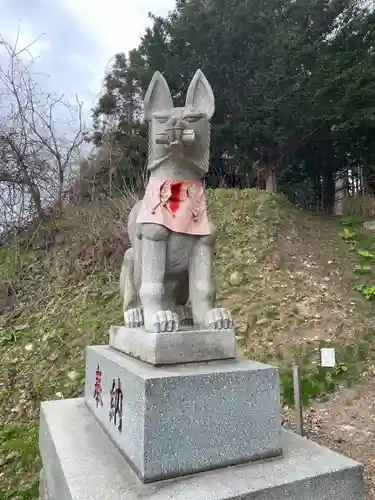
[120,69,232,333]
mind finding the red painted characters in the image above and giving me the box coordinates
[109,378,123,433]
[93,363,103,407]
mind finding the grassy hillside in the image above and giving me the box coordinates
[1,188,375,499]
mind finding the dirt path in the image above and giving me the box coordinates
[283,376,375,499]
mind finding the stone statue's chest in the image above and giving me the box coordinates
[165,231,199,275]
[137,178,211,236]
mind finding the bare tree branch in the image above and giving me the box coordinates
[0,29,86,233]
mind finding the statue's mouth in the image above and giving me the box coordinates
[156,128,195,150]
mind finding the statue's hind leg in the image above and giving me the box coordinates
[120,248,144,327]
[176,304,194,326]
[164,272,194,326]
[189,227,233,329]
[174,272,194,326]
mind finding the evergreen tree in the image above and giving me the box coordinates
[92,0,375,209]
[91,52,148,194]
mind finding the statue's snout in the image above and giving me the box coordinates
[156,118,195,147]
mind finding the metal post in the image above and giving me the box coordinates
[292,364,304,436]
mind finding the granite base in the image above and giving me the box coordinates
[39,397,364,500]
[84,345,282,482]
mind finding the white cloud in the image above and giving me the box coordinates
[60,0,175,60]
[0,0,176,119]
[57,0,176,109]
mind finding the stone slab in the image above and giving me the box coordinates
[109,325,237,365]
[39,397,364,500]
[84,345,282,482]
[39,469,50,500]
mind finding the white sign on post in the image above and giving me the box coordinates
[320,348,336,368]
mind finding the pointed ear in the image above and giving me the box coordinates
[143,71,173,121]
[185,69,215,119]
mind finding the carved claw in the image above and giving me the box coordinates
[146,310,180,333]
[124,308,144,328]
[205,308,233,330]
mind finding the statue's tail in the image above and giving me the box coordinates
[120,247,137,311]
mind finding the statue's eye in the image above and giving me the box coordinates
[155,116,169,123]
[184,115,201,123]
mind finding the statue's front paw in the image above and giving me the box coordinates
[146,310,180,333]
[205,308,233,330]
[124,308,144,328]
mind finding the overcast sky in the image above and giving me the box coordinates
[0,0,176,117]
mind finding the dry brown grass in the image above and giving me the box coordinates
[343,194,375,218]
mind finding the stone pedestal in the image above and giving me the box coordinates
[84,345,282,482]
[109,325,237,365]
[38,325,365,499]
[39,398,364,500]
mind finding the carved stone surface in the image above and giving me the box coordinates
[39,469,50,500]
[109,325,237,365]
[39,397,364,500]
[120,69,233,333]
[84,345,283,482]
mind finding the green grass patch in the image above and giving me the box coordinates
[279,329,374,407]
[339,215,375,301]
